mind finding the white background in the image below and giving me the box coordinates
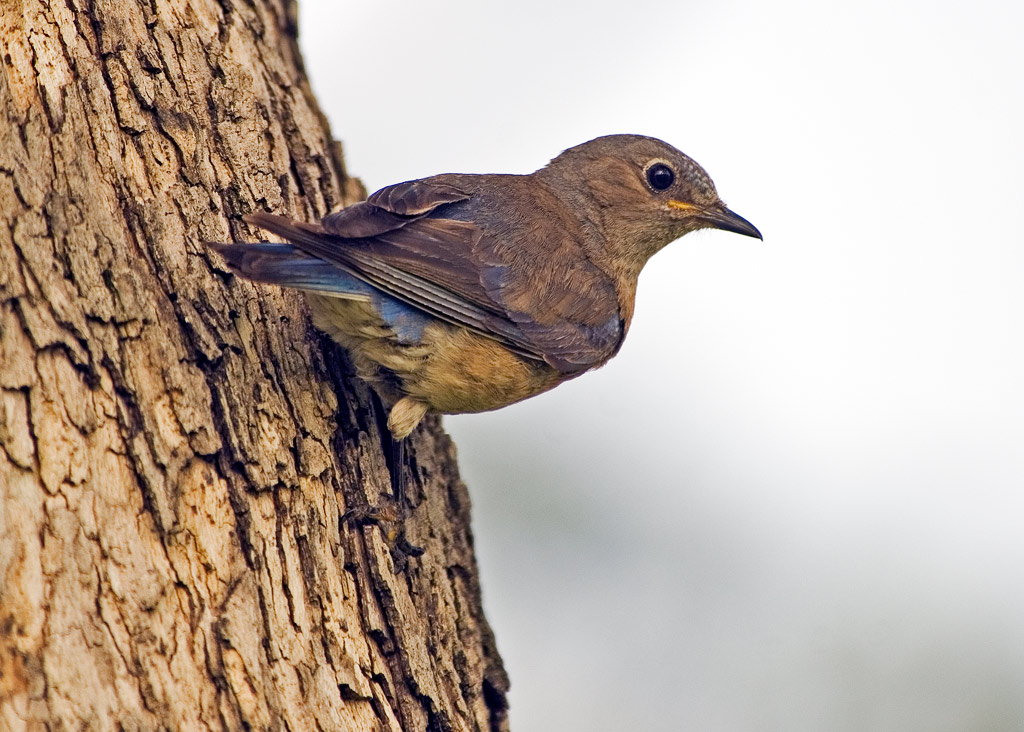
[298,2,1024,730]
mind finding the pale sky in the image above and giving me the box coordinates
[298,1,1024,730]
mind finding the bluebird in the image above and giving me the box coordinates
[210,134,761,445]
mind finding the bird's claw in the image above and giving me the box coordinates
[341,500,424,572]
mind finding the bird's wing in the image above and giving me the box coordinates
[359,216,625,373]
[366,178,471,216]
[245,184,623,373]
[319,178,471,238]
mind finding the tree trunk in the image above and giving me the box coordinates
[0,1,509,730]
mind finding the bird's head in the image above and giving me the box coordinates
[538,134,761,277]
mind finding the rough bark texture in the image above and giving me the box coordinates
[0,1,509,730]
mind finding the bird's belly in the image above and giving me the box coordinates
[308,294,564,414]
[410,324,565,413]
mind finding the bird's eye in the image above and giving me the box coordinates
[646,163,675,191]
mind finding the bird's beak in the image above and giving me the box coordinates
[667,200,763,240]
[701,206,763,240]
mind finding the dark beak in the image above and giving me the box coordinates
[703,206,763,240]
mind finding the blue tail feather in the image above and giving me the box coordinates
[209,242,375,296]
[209,242,431,344]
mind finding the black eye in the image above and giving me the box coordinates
[646,163,675,191]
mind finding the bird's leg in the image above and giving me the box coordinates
[388,435,425,568]
[341,408,424,571]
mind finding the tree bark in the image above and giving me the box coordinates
[0,1,509,730]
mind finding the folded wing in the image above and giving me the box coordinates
[239,176,624,373]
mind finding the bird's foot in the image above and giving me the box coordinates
[341,435,424,572]
[342,503,425,572]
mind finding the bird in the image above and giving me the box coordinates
[210,134,761,444]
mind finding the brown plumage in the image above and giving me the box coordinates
[210,134,761,438]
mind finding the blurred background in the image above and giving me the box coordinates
[298,1,1024,730]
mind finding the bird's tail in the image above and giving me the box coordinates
[207,239,374,298]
